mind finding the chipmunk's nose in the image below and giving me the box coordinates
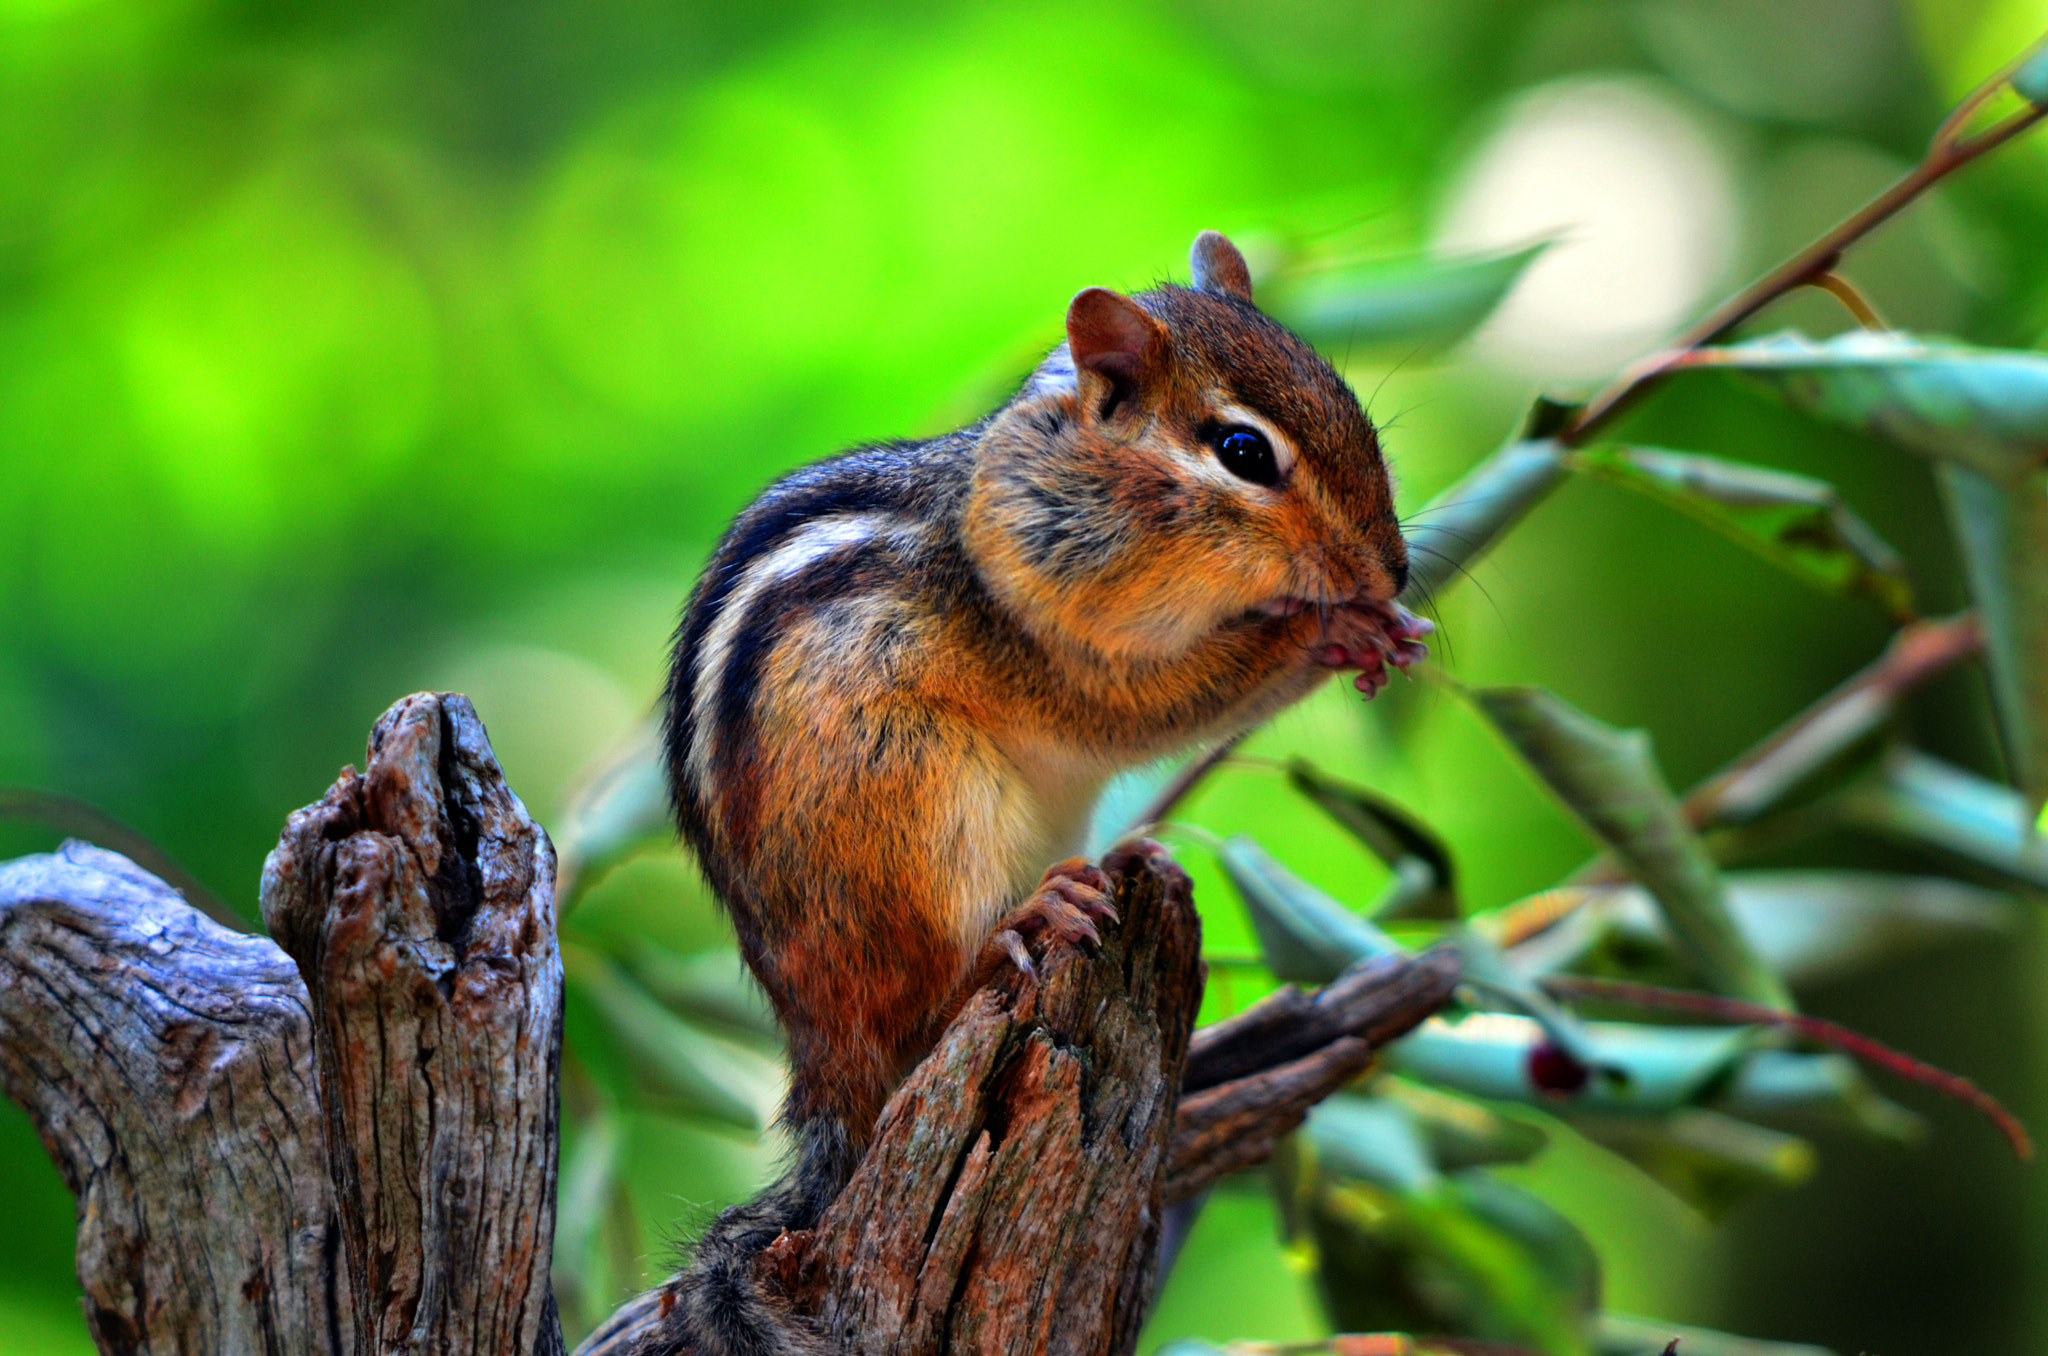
[1356,543,1407,603]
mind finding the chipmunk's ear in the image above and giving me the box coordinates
[1189,230,1253,301]
[1066,286,1167,416]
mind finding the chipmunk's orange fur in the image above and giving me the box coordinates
[659,231,1423,1355]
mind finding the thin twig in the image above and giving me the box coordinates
[1806,271,1890,330]
[0,785,242,930]
[1126,733,1245,835]
[1540,974,2034,1161]
[1560,48,2048,445]
[1561,611,1983,889]
[1932,35,2048,150]
[1136,612,1976,868]
[1481,612,1984,939]
[1680,611,1982,830]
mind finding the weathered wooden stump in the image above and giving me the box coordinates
[0,692,1457,1356]
[0,840,348,1354]
[262,692,565,1356]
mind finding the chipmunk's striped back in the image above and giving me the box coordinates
[664,434,978,864]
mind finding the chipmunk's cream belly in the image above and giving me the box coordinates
[945,737,1114,957]
[1009,757,1109,891]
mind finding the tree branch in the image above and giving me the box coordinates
[573,851,1458,1356]
[1558,612,1983,893]
[0,840,346,1355]
[1561,51,2048,444]
[1126,734,1247,835]
[0,696,1457,1356]
[0,693,565,1356]
[1072,44,2046,840]
[0,785,243,930]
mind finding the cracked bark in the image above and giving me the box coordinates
[0,691,1456,1356]
[260,692,565,1356]
[572,870,1458,1356]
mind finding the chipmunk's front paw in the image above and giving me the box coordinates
[1314,600,1434,697]
[978,858,1119,983]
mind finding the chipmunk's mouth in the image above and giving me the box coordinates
[1245,595,1434,697]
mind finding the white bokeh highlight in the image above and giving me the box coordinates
[1436,78,1742,384]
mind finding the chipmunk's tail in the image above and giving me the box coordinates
[659,1115,857,1356]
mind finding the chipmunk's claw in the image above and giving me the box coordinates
[992,928,1035,982]
[980,858,1118,983]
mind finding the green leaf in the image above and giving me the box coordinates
[1572,445,1913,620]
[1323,1173,1598,1355]
[1286,760,1459,918]
[1572,1109,1814,1219]
[1514,871,2017,988]
[1715,1050,1925,1144]
[1706,870,2014,985]
[1085,757,1181,855]
[1272,1122,1595,1355]
[1453,925,1620,1080]
[1473,686,1793,1008]
[1689,330,2048,480]
[1387,1013,1921,1142]
[554,723,673,911]
[1443,1170,1602,1327]
[2013,42,2048,106]
[557,1101,621,1253]
[1595,1312,1837,1356]
[1681,331,2048,802]
[1405,439,1568,599]
[553,1097,624,1333]
[562,944,773,1130]
[1306,1094,1441,1194]
[1272,241,1550,354]
[1373,1076,1549,1170]
[1932,459,2048,807]
[619,942,780,1041]
[1839,748,2048,892]
[1218,834,1406,983]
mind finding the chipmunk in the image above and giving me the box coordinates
[657,231,1427,1355]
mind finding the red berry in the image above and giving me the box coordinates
[1527,1040,1590,1095]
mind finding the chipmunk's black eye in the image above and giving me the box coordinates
[1210,424,1280,486]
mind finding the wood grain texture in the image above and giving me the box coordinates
[0,692,565,1356]
[262,692,566,1356]
[0,839,347,1356]
[1164,945,1459,1203]
[797,837,1202,1356]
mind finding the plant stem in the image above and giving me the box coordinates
[0,785,242,929]
[1539,973,2033,1161]
[1128,733,1246,835]
[1674,610,1984,832]
[1807,272,1889,330]
[1563,612,1982,889]
[1560,58,2048,445]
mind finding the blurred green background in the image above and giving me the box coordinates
[3,0,2047,1352]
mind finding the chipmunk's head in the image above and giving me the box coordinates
[967,230,1413,668]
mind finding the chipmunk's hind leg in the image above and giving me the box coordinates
[651,1116,856,1356]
